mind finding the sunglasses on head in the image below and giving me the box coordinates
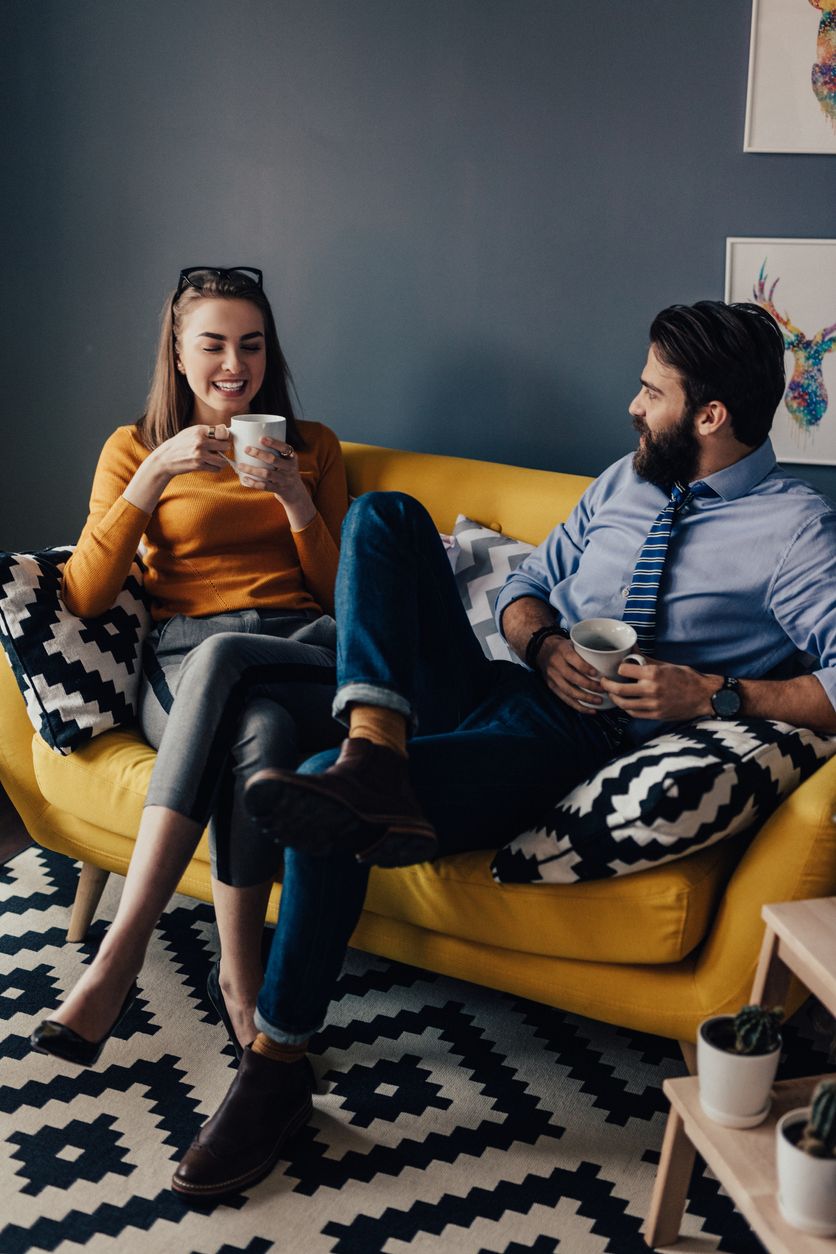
[173,267,264,306]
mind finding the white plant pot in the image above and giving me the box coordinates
[776,1107,836,1236]
[696,1015,781,1128]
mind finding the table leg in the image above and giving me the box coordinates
[750,925,792,1008]
[643,1106,697,1249]
[677,1039,696,1075]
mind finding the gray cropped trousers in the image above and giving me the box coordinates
[138,609,340,886]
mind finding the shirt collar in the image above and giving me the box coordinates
[690,438,777,502]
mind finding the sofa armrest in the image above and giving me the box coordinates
[691,755,836,1016]
[0,649,50,834]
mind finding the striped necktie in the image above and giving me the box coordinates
[622,481,692,656]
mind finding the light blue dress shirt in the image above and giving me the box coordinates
[494,439,836,741]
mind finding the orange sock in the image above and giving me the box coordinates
[251,1032,308,1063]
[348,705,407,757]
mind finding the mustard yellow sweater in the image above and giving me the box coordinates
[63,421,348,621]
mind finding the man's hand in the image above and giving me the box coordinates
[536,636,609,714]
[601,658,717,721]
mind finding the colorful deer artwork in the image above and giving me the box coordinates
[754,261,836,434]
[810,0,836,132]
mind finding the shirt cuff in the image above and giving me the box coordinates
[812,667,836,715]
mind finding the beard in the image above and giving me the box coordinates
[632,408,700,489]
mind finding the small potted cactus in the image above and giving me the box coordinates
[776,1078,836,1235]
[697,1004,783,1128]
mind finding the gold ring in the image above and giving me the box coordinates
[208,426,216,439]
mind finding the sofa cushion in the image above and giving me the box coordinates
[492,719,836,885]
[0,547,151,755]
[31,726,213,863]
[449,515,534,662]
[32,721,737,964]
[362,838,744,965]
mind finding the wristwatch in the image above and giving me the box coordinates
[710,676,742,718]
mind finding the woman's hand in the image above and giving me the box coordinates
[124,424,231,513]
[236,436,316,530]
[151,424,232,477]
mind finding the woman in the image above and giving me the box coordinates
[31,266,347,1064]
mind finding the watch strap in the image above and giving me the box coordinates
[525,624,569,670]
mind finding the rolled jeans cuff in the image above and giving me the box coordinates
[253,1006,317,1046]
[332,683,416,731]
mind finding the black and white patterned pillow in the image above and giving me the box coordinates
[0,547,151,755]
[449,516,534,663]
[492,719,836,884]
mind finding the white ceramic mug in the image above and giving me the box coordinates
[569,617,646,709]
[230,414,287,471]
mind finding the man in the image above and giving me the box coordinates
[171,301,836,1200]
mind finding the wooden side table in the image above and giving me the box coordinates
[750,899,836,1016]
[644,897,836,1251]
[648,1074,833,1253]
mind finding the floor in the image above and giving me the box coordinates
[0,785,32,864]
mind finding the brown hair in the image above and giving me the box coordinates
[136,271,305,451]
[649,301,785,447]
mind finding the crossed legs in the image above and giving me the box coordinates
[38,622,340,1054]
[170,493,619,1198]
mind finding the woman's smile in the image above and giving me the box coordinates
[212,378,248,397]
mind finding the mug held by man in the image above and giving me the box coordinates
[569,617,646,709]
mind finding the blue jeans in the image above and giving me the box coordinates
[255,492,623,1043]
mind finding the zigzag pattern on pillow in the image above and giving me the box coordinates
[449,516,534,663]
[492,719,836,884]
[0,547,151,755]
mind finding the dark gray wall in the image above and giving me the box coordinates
[4,0,836,548]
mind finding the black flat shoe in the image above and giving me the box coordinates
[207,960,243,1062]
[30,981,139,1068]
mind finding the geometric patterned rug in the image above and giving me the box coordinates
[1,848,831,1253]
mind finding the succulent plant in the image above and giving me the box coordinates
[799,1079,836,1159]
[732,1004,783,1055]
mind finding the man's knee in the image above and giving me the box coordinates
[341,490,433,544]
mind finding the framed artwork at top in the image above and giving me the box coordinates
[744,0,836,153]
[725,237,836,465]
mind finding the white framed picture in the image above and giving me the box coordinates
[725,238,836,465]
[744,0,836,153]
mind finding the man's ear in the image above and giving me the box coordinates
[694,400,730,436]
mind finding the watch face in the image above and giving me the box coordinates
[712,685,741,718]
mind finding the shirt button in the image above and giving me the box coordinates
[622,587,630,597]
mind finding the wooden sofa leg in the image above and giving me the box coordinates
[67,862,110,942]
[678,1039,697,1075]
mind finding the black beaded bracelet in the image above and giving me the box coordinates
[524,623,569,670]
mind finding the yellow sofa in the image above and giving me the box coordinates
[2,441,835,1050]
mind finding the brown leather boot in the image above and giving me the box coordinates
[244,737,438,867]
[171,1048,314,1200]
